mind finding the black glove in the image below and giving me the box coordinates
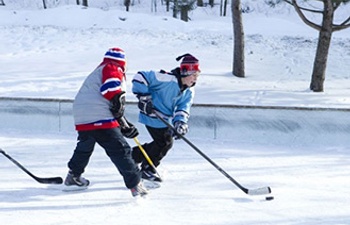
[138,95,153,115]
[117,117,139,139]
[172,121,188,140]
[110,92,126,119]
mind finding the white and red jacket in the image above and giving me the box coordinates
[73,59,126,131]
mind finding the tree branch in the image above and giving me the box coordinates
[290,0,321,31]
[283,0,323,13]
[333,23,350,32]
[340,16,350,26]
[332,2,350,31]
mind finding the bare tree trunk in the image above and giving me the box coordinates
[124,0,130,11]
[232,0,245,78]
[166,0,170,11]
[173,0,178,18]
[209,0,214,7]
[0,0,5,6]
[197,0,204,7]
[82,0,88,7]
[310,1,334,92]
[76,0,80,5]
[223,0,228,16]
[180,7,189,22]
[220,0,223,16]
[42,0,47,9]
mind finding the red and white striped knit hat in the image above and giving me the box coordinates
[104,47,126,67]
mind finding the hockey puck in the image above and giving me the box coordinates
[265,196,274,201]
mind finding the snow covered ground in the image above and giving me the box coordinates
[0,1,350,225]
[1,131,350,225]
[0,2,350,107]
[1,132,350,225]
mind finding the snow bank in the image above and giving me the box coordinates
[1,97,349,147]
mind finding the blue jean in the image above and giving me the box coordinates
[67,128,141,189]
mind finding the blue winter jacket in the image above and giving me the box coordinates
[132,69,194,128]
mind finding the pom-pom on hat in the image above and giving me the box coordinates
[104,47,126,67]
[176,53,201,76]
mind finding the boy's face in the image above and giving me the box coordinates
[181,72,200,87]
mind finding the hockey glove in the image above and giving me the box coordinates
[117,117,139,139]
[173,121,188,140]
[138,95,153,115]
[110,92,126,119]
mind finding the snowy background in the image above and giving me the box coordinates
[0,1,350,225]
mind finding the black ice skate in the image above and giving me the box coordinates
[141,165,162,183]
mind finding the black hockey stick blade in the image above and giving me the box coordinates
[0,149,63,184]
[153,111,271,196]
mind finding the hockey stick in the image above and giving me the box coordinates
[133,137,162,179]
[118,117,162,179]
[0,148,63,184]
[153,111,271,195]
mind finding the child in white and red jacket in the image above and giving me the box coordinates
[64,47,147,197]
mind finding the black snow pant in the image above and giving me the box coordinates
[132,125,173,169]
[67,128,141,189]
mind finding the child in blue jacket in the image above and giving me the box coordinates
[131,53,201,182]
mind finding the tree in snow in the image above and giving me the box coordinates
[231,0,245,78]
[282,0,350,92]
